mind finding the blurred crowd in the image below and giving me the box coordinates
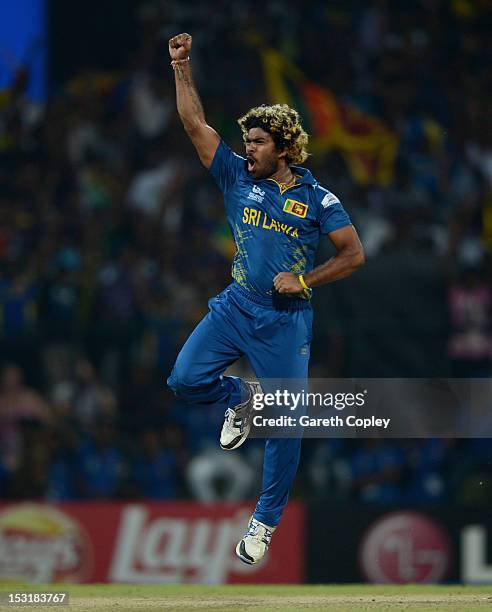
[0,0,491,504]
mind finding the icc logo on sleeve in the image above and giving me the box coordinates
[321,192,340,208]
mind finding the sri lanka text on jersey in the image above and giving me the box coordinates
[242,207,300,238]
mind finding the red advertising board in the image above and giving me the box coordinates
[0,501,304,584]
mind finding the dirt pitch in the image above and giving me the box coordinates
[2,584,492,612]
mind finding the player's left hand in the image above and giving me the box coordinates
[273,272,304,295]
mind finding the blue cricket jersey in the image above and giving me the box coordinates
[209,140,352,298]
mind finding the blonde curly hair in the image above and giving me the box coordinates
[237,104,309,165]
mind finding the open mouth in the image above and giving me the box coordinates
[247,156,257,172]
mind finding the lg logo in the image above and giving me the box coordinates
[359,512,451,584]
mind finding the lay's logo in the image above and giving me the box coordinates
[283,199,308,219]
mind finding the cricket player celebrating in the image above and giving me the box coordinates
[167,33,365,564]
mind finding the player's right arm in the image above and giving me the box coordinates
[169,33,220,169]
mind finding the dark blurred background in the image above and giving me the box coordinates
[0,0,491,507]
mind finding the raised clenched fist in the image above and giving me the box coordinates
[169,33,192,61]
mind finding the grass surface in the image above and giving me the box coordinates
[1,584,492,611]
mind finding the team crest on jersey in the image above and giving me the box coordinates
[283,199,308,218]
[247,184,265,203]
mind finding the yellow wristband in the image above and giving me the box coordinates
[298,274,310,291]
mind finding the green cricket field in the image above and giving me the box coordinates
[1,584,492,611]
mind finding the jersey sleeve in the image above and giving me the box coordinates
[209,140,246,194]
[316,187,352,234]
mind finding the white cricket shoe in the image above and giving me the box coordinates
[220,380,261,451]
[235,516,276,565]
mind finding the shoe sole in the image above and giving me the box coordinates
[220,381,260,451]
[220,424,251,451]
[235,541,256,565]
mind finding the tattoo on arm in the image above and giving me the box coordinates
[174,63,205,124]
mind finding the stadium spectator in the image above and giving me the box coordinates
[0,364,51,469]
[51,358,117,428]
[448,266,492,377]
[133,430,180,499]
[349,440,405,504]
[76,422,126,498]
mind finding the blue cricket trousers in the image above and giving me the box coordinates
[167,282,312,526]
